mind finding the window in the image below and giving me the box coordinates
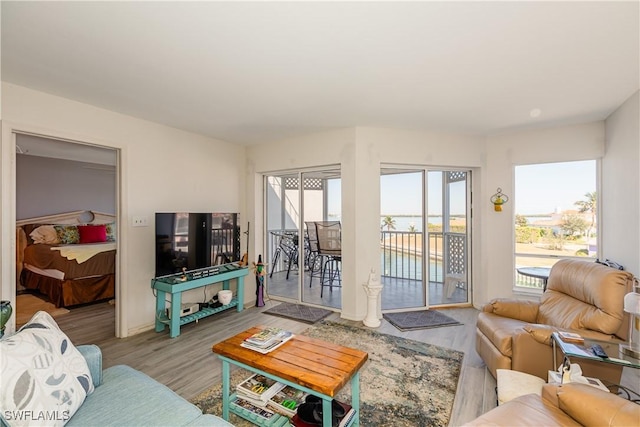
[514,160,597,290]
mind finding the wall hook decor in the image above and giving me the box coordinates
[490,188,509,212]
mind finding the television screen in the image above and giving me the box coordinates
[155,212,241,277]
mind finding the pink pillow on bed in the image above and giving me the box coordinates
[78,225,107,243]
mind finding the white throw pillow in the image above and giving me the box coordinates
[29,226,60,245]
[0,311,94,427]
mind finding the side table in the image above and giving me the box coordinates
[551,332,640,398]
[516,267,551,291]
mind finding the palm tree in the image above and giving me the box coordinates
[381,215,396,231]
[574,191,597,240]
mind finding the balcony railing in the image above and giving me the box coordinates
[268,229,470,286]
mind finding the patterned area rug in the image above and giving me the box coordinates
[263,302,333,324]
[192,321,464,427]
[384,310,462,332]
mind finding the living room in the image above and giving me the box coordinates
[1,2,639,426]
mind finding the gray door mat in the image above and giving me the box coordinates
[264,302,333,324]
[383,310,462,331]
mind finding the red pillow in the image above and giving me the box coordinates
[78,225,107,244]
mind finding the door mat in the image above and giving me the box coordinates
[193,321,464,427]
[383,310,462,331]
[263,302,333,324]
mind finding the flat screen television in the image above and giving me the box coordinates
[155,212,241,277]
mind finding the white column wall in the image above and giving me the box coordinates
[1,83,246,336]
[603,91,640,276]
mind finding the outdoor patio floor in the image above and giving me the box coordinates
[265,269,469,310]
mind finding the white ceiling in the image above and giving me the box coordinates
[2,1,639,146]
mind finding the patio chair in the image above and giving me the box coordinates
[269,231,298,280]
[314,221,342,297]
[304,222,322,287]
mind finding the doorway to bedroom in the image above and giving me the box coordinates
[15,134,118,335]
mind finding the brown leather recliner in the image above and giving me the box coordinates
[463,383,640,427]
[476,259,634,380]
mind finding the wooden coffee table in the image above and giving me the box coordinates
[212,325,368,426]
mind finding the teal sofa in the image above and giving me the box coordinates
[0,310,232,427]
[64,345,232,427]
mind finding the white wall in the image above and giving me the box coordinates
[603,91,640,276]
[16,155,116,219]
[1,83,246,336]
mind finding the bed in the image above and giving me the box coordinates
[16,210,116,308]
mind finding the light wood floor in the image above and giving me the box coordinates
[52,300,495,426]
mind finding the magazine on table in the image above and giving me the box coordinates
[236,373,286,402]
[266,385,309,418]
[244,327,294,349]
[232,397,278,421]
[556,331,584,344]
[245,327,293,347]
[241,334,294,354]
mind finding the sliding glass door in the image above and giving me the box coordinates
[264,168,341,309]
[381,167,471,311]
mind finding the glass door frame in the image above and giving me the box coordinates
[263,166,342,309]
[380,165,472,313]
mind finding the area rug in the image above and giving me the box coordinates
[263,302,333,324]
[16,293,70,326]
[192,321,464,427]
[383,310,462,332]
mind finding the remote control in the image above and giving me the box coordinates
[590,344,608,358]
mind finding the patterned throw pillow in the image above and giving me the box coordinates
[105,223,116,242]
[54,225,80,245]
[0,311,94,426]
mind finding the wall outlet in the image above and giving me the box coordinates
[132,216,149,227]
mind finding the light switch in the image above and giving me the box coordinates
[132,216,149,227]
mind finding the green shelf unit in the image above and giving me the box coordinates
[155,299,239,326]
[229,394,291,427]
[152,267,248,338]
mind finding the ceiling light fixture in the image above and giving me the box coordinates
[530,108,542,118]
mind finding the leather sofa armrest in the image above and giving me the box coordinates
[523,324,556,345]
[557,383,640,427]
[484,298,540,322]
[541,383,560,408]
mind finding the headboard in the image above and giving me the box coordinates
[16,210,115,227]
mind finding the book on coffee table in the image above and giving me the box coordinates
[236,373,286,403]
[241,327,294,353]
[266,385,309,418]
[557,331,584,344]
[231,397,278,421]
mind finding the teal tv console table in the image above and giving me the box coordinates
[152,265,249,338]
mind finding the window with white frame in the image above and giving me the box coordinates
[514,160,597,290]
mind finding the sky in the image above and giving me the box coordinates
[328,160,596,217]
[515,160,596,215]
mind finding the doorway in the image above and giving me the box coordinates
[14,133,118,334]
[264,167,341,310]
[380,168,471,311]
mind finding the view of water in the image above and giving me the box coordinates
[381,254,443,282]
